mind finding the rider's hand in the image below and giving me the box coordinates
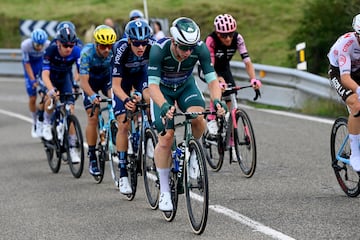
[160,102,175,119]
[30,79,38,89]
[218,77,226,93]
[251,78,262,89]
[131,91,142,102]
[213,98,227,116]
[124,97,136,112]
[89,93,100,104]
[47,88,57,98]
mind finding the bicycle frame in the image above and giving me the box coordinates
[336,135,350,165]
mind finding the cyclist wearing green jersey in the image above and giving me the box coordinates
[148,17,227,211]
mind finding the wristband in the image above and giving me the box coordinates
[160,102,171,117]
[251,78,262,88]
[123,97,132,105]
[131,91,142,99]
[89,94,99,102]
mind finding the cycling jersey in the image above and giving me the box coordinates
[21,38,50,96]
[112,38,151,116]
[80,43,113,109]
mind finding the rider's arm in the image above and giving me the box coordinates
[79,74,95,97]
[24,62,36,82]
[112,76,130,102]
[41,69,54,93]
[341,73,359,92]
[237,34,258,84]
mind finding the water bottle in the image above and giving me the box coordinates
[176,142,185,194]
[132,129,140,153]
[173,147,182,172]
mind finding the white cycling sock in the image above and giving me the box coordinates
[43,112,52,124]
[157,168,170,193]
[30,111,37,125]
[349,134,360,157]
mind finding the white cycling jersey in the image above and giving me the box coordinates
[20,38,50,63]
[328,32,360,75]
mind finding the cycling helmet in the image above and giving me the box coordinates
[129,9,144,20]
[31,29,48,45]
[170,17,200,46]
[353,14,360,34]
[214,14,237,33]
[56,27,77,44]
[56,21,76,32]
[125,19,152,40]
[93,25,117,44]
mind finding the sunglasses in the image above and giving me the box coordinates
[97,44,113,50]
[131,40,148,47]
[219,32,235,39]
[33,43,44,49]
[62,43,75,49]
[176,44,196,52]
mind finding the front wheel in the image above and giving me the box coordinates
[330,117,360,197]
[234,109,256,178]
[185,139,209,235]
[93,144,106,184]
[45,121,61,173]
[125,155,138,201]
[202,128,224,172]
[66,115,85,178]
[142,128,160,209]
[108,120,119,188]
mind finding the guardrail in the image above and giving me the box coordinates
[0,48,339,109]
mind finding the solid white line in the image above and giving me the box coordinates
[0,108,297,239]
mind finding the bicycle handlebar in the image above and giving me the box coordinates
[122,101,150,123]
[47,92,82,110]
[222,85,261,101]
[89,98,113,117]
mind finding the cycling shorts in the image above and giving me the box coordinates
[328,65,360,102]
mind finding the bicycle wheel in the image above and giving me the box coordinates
[162,170,178,222]
[66,115,85,178]
[330,117,360,197]
[125,154,137,201]
[202,129,224,172]
[93,143,106,184]
[108,120,120,188]
[45,120,61,173]
[234,109,256,178]
[185,139,209,235]
[142,128,160,209]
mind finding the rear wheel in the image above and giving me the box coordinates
[162,170,178,222]
[45,120,61,173]
[108,120,119,188]
[234,109,256,178]
[185,139,208,235]
[93,144,106,184]
[142,128,159,209]
[125,154,137,201]
[67,115,84,178]
[330,117,360,197]
[202,129,224,172]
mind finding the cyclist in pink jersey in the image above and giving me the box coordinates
[328,13,360,172]
[204,14,261,136]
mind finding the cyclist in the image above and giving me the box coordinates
[204,14,262,136]
[20,29,50,138]
[79,25,117,176]
[328,13,360,172]
[148,17,227,211]
[41,26,82,163]
[112,19,152,194]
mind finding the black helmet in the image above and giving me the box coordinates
[56,27,77,44]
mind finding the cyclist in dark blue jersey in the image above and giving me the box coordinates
[41,27,82,164]
[112,19,152,195]
[79,25,117,176]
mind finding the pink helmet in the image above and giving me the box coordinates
[214,14,237,33]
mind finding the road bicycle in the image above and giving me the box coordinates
[202,84,260,177]
[330,116,360,197]
[42,92,84,178]
[89,97,117,184]
[151,110,210,235]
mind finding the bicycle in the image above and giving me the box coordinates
[330,116,360,197]
[42,92,84,178]
[202,84,260,177]
[152,110,210,235]
[89,97,118,184]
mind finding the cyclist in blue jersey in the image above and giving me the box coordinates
[79,25,117,176]
[148,17,227,211]
[21,29,50,138]
[41,26,82,163]
[112,19,152,195]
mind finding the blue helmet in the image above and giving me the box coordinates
[125,19,152,40]
[129,9,144,20]
[31,29,48,45]
[56,21,76,32]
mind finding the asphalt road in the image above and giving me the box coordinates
[0,77,359,240]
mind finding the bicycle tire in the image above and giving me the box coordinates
[234,109,257,178]
[202,126,225,171]
[45,120,61,173]
[125,154,137,201]
[330,117,360,197]
[108,119,120,188]
[93,144,106,184]
[67,115,85,178]
[162,169,178,222]
[184,138,209,235]
[142,128,160,209]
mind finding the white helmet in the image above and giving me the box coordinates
[170,17,200,46]
[352,14,360,34]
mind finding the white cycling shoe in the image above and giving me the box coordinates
[119,177,132,194]
[69,148,80,164]
[42,123,53,141]
[207,120,218,135]
[350,155,360,172]
[159,192,173,211]
[189,152,199,179]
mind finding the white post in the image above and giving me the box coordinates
[296,42,307,71]
[143,0,149,21]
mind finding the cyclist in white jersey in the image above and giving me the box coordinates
[328,13,360,171]
[20,29,50,138]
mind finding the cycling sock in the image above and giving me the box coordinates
[88,145,96,160]
[68,134,77,147]
[157,168,171,193]
[43,111,53,124]
[37,110,44,122]
[349,134,360,157]
[31,111,37,125]
[118,151,128,177]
